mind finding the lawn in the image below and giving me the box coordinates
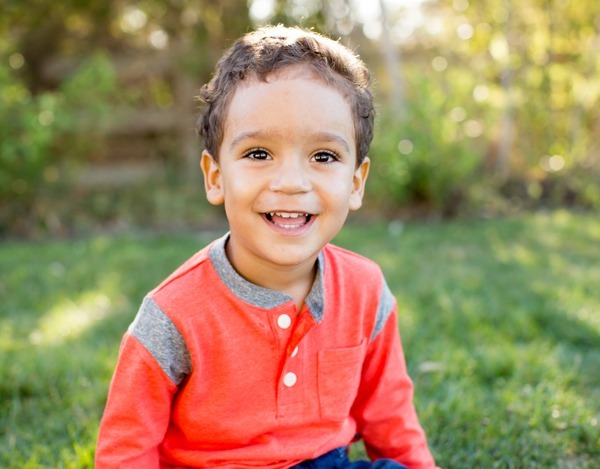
[1,211,598,467]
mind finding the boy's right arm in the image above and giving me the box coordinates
[95,332,178,468]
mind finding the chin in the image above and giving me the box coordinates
[263,247,321,267]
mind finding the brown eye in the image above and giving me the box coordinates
[244,149,270,160]
[311,151,339,163]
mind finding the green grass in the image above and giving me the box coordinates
[1,211,599,467]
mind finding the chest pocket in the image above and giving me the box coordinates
[317,339,367,421]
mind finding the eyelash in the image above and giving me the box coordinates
[241,148,340,163]
[242,148,270,160]
[311,150,340,164]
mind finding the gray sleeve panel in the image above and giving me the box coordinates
[129,297,192,385]
[371,278,396,341]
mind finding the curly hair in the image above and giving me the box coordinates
[196,25,375,166]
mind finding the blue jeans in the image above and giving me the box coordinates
[292,447,408,469]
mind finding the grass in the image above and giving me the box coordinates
[1,211,599,467]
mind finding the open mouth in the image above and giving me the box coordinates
[263,212,313,229]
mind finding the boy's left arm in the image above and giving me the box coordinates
[350,304,438,468]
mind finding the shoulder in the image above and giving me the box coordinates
[323,244,395,340]
[145,236,227,324]
[125,237,226,384]
[323,242,379,266]
[128,296,192,384]
[323,243,383,282]
[151,241,214,295]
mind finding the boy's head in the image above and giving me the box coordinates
[197,25,375,167]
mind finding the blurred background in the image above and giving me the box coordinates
[2,0,599,238]
[2,3,599,466]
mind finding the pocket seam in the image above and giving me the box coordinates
[317,339,367,421]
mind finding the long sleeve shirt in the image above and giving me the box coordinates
[95,234,437,468]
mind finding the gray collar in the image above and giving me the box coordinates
[208,234,325,322]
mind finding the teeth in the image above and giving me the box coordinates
[264,212,313,228]
[268,212,308,218]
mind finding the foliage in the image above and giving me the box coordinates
[354,0,600,217]
[2,0,600,236]
[368,73,486,218]
[1,212,599,467]
[1,0,251,237]
[58,182,225,236]
[0,52,116,235]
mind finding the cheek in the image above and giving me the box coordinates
[222,170,256,193]
[324,185,355,214]
[324,173,356,199]
[221,173,263,213]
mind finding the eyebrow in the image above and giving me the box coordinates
[229,129,351,153]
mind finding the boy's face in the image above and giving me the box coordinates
[201,66,369,278]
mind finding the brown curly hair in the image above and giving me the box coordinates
[196,25,375,166]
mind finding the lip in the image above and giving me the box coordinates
[260,211,317,236]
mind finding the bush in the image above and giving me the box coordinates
[368,75,485,218]
[0,51,116,236]
[366,69,600,219]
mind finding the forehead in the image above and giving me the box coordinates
[222,65,355,148]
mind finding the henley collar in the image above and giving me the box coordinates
[208,233,325,322]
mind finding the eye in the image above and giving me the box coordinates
[243,148,271,160]
[311,150,339,164]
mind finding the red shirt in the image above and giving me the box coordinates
[96,235,437,468]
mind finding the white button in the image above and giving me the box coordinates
[283,372,297,387]
[291,346,299,358]
[277,314,292,329]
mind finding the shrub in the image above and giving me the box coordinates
[368,76,485,218]
[0,51,116,236]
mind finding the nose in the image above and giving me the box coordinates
[268,159,312,194]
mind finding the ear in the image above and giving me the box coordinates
[349,157,370,211]
[200,150,224,205]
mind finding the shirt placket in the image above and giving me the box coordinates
[273,306,315,419]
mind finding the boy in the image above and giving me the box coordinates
[96,25,437,468]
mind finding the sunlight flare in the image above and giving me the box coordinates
[29,292,114,345]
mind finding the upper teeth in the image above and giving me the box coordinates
[269,212,307,218]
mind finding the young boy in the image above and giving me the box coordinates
[96,25,437,468]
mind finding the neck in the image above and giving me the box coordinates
[224,240,317,312]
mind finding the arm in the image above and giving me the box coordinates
[351,305,437,468]
[95,297,190,468]
[95,333,177,468]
